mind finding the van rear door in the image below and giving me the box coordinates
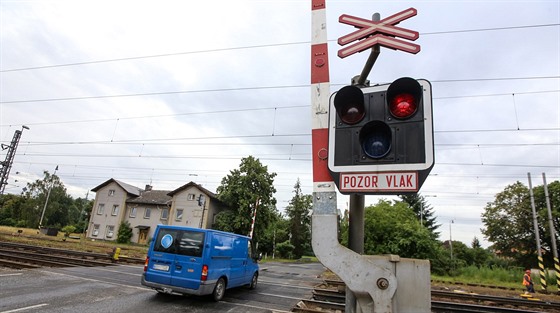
[170,230,206,290]
[145,227,178,285]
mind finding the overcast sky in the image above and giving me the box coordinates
[1,0,559,248]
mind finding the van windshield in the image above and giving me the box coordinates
[153,229,205,257]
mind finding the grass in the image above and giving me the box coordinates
[432,265,560,292]
[0,225,148,258]
[0,226,320,263]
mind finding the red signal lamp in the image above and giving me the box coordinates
[387,77,422,119]
[389,93,417,119]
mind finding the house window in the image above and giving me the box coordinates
[187,194,195,201]
[129,207,137,218]
[97,204,105,215]
[106,225,115,238]
[161,208,169,220]
[108,189,115,196]
[111,205,119,216]
[92,224,100,236]
[144,207,151,219]
[176,209,184,221]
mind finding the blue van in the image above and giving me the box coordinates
[141,225,259,301]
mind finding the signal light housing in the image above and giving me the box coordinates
[334,85,366,124]
[328,77,434,195]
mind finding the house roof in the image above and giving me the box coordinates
[91,178,143,196]
[168,181,220,200]
[126,190,172,205]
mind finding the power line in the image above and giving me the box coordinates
[13,152,558,169]
[1,23,557,73]
[0,80,558,105]
[3,128,558,146]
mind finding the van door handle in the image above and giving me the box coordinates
[175,264,182,270]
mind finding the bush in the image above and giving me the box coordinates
[0,217,16,226]
[61,225,77,236]
[116,221,133,244]
[15,220,27,228]
[276,240,295,259]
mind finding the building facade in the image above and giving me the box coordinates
[86,179,227,244]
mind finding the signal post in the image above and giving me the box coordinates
[311,3,433,312]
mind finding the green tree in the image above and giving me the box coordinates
[363,199,440,260]
[214,156,278,244]
[0,194,26,226]
[117,221,133,244]
[400,194,440,239]
[275,240,295,259]
[259,212,289,258]
[480,181,560,267]
[22,170,76,228]
[284,179,312,259]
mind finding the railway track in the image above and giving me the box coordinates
[0,241,144,269]
[292,279,560,313]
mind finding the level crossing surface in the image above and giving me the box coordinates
[0,261,325,313]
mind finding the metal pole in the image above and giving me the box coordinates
[449,220,454,260]
[348,195,365,254]
[420,202,423,226]
[39,165,58,230]
[528,172,547,291]
[542,173,559,291]
[0,126,28,195]
[346,194,364,313]
[356,13,380,86]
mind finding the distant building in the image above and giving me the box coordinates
[86,179,228,244]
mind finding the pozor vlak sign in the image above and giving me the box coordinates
[327,78,434,195]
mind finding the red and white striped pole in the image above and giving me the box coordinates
[310,0,334,193]
[248,198,259,239]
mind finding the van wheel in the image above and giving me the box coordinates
[249,273,258,290]
[212,278,226,301]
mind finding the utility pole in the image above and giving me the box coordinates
[528,172,547,291]
[39,165,58,230]
[449,220,454,260]
[0,126,29,195]
[542,173,559,291]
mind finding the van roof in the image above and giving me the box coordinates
[155,225,252,240]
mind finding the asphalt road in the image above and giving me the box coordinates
[0,261,326,313]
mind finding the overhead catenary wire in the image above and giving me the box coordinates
[1,23,558,73]
[0,78,558,105]
[0,84,558,125]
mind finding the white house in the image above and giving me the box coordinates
[86,179,227,244]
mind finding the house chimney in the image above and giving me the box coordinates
[145,184,152,191]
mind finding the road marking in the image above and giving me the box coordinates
[0,303,48,313]
[39,270,151,292]
[259,280,314,290]
[255,292,301,300]
[0,273,23,277]
[60,266,142,277]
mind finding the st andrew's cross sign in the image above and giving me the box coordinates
[338,8,420,58]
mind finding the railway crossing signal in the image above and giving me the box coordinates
[327,77,434,194]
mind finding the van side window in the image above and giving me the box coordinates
[248,241,253,258]
[177,231,205,257]
[154,229,178,253]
